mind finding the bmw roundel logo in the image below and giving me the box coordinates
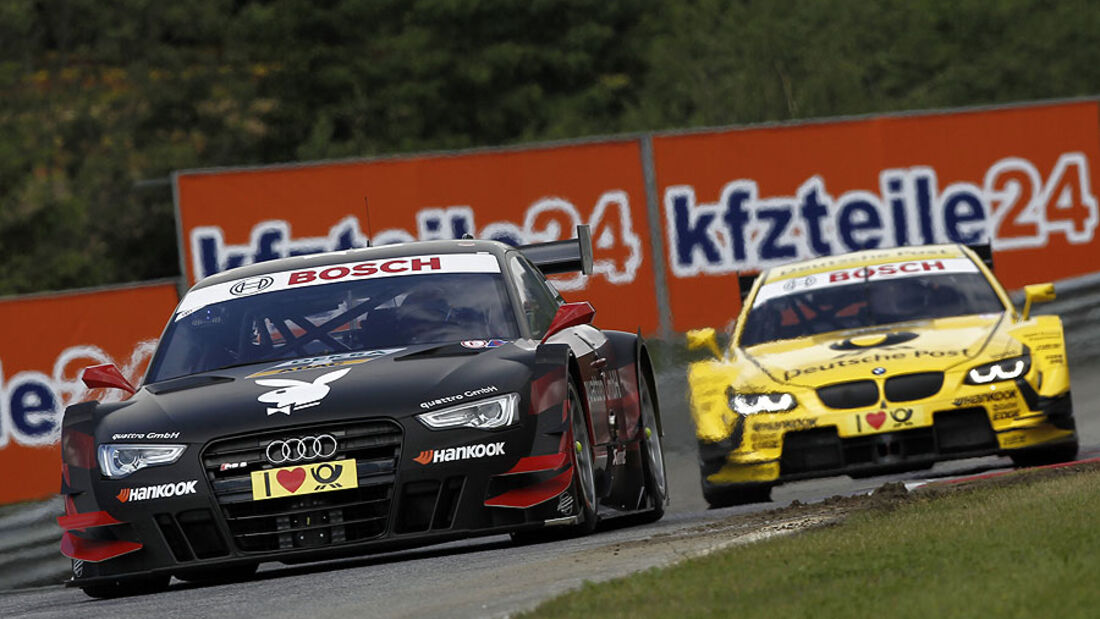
[872,367,886,376]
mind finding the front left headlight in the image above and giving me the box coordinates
[97,444,186,479]
[965,355,1031,385]
[727,389,798,415]
[416,393,519,430]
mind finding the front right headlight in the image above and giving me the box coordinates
[97,444,186,479]
[965,355,1031,385]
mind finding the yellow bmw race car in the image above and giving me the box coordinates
[687,244,1078,507]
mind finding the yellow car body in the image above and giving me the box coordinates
[687,244,1078,506]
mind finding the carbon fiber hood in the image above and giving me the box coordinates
[95,342,536,444]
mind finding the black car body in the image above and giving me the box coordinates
[59,230,666,597]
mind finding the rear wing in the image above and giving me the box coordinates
[519,225,593,275]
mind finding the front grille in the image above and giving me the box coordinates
[839,427,936,466]
[780,425,938,475]
[816,380,879,409]
[780,428,844,472]
[156,513,193,562]
[202,420,402,553]
[395,476,465,534]
[885,372,944,402]
[155,509,230,561]
[933,408,996,453]
[779,408,995,476]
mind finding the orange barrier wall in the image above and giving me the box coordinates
[175,140,659,332]
[653,100,1100,331]
[175,100,1100,336]
[0,282,179,504]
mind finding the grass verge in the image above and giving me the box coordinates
[524,465,1100,619]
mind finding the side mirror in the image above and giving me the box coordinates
[687,327,723,360]
[82,364,136,395]
[541,302,596,342]
[1021,283,1056,321]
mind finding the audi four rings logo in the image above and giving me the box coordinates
[265,435,338,464]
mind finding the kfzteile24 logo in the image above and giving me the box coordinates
[664,152,1098,276]
[189,191,642,291]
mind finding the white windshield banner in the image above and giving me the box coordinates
[175,253,501,321]
[753,257,980,307]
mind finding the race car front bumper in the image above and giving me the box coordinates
[700,385,1077,487]
[61,408,581,587]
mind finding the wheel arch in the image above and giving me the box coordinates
[565,351,597,445]
[603,329,663,438]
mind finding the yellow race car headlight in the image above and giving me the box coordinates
[727,389,797,415]
[965,355,1030,385]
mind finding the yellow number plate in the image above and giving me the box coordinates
[250,458,358,501]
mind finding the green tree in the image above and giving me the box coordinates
[2,0,1100,296]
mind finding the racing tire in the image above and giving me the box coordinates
[511,380,597,545]
[636,367,667,523]
[702,482,772,508]
[568,380,599,536]
[1009,439,1079,468]
[80,574,170,599]
[176,563,259,584]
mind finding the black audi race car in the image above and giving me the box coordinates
[59,228,667,597]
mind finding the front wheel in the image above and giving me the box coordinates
[510,380,597,545]
[637,367,667,523]
[569,381,599,535]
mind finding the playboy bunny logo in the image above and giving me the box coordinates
[255,368,351,416]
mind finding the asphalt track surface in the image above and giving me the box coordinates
[4,359,1099,618]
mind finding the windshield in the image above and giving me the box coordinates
[740,258,1005,347]
[147,268,518,383]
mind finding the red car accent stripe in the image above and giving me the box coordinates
[940,455,1100,486]
[530,370,566,415]
[501,452,569,475]
[57,510,123,532]
[61,429,96,469]
[540,302,595,343]
[60,533,142,563]
[484,468,573,509]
